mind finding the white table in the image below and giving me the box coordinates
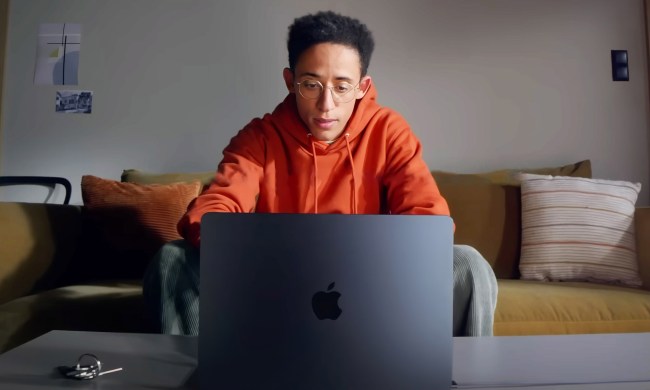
[0,331,649,389]
[453,333,650,389]
[0,331,197,389]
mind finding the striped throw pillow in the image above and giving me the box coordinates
[519,174,642,287]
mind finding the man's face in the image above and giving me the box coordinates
[283,43,371,142]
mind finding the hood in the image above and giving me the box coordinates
[268,83,381,152]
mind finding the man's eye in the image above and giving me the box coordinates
[302,81,320,90]
[334,84,353,93]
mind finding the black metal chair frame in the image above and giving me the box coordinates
[0,176,72,205]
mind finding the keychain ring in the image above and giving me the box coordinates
[76,353,102,374]
[59,352,122,380]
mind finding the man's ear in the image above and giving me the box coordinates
[283,68,295,93]
[357,76,372,99]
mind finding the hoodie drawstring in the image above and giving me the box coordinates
[344,133,358,214]
[307,134,319,214]
[307,133,358,215]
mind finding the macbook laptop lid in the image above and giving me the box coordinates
[200,213,453,389]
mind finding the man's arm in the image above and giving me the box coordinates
[383,121,450,216]
[178,125,265,247]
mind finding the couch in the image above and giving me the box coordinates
[1,159,649,353]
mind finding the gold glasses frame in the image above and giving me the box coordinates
[295,79,361,103]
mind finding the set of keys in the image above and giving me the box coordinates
[58,353,123,380]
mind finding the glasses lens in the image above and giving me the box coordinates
[332,83,356,103]
[298,80,323,100]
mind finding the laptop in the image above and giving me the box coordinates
[199,213,454,389]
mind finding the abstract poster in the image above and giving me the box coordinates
[34,23,82,85]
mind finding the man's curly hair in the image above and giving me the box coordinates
[287,11,375,76]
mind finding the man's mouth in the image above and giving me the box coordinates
[314,118,338,129]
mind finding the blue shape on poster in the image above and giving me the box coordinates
[53,50,79,85]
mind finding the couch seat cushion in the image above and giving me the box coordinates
[495,279,650,335]
[0,281,150,353]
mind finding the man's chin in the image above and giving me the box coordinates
[310,128,344,142]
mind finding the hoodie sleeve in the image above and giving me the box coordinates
[177,123,265,247]
[382,117,450,217]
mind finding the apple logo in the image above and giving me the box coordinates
[311,282,342,320]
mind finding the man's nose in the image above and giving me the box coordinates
[317,87,336,112]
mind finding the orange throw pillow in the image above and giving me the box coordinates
[80,175,201,276]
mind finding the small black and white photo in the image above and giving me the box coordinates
[55,90,92,113]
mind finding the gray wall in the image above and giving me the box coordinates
[2,0,649,205]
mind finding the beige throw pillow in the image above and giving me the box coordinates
[519,173,642,287]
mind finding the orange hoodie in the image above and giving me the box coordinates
[178,84,450,247]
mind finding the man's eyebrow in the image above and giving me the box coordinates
[298,72,354,82]
[298,72,321,79]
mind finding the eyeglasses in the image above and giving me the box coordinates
[296,79,359,103]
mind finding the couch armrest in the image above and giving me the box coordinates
[0,202,82,305]
[635,207,650,290]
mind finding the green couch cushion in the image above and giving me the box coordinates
[0,203,82,306]
[432,160,592,279]
[495,279,650,335]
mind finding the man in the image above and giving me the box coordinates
[144,11,497,337]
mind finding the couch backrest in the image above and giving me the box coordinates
[432,160,592,279]
[635,207,650,290]
[122,162,594,280]
[121,169,214,191]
